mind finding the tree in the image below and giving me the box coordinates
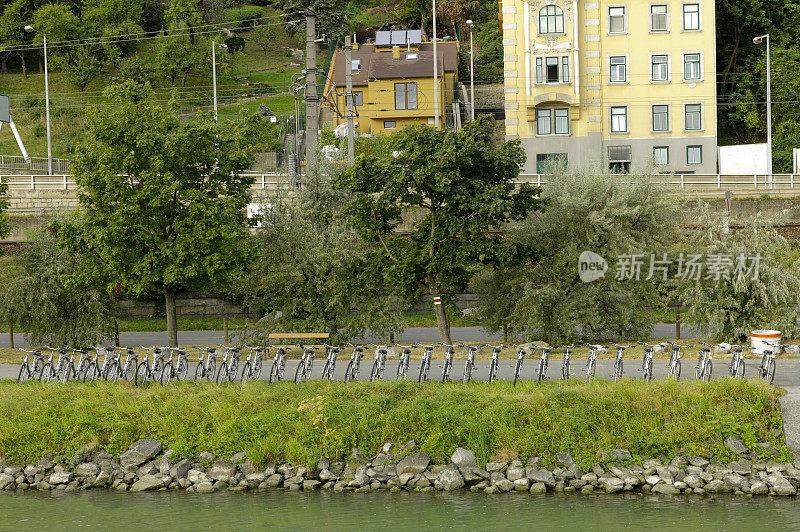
[242,181,404,343]
[0,176,10,239]
[509,169,683,343]
[0,228,117,347]
[335,116,541,343]
[250,24,278,60]
[670,211,800,342]
[57,81,254,346]
[65,47,102,98]
[155,32,205,86]
[470,261,524,343]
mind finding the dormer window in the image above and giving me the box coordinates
[539,5,565,34]
[351,59,361,71]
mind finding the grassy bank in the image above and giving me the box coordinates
[0,379,788,467]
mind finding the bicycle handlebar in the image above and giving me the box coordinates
[611,343,635,349]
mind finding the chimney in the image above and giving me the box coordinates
[392,45,400,59]
[353,33,358,50]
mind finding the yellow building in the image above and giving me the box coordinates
[500,0,717,173]
[323,30,459,134]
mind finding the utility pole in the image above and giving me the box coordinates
[344,35,355,167]
[305,10,319,177]
[432,0,440,130]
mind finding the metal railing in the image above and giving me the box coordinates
[0,155,71,173]
[2,172,800,198]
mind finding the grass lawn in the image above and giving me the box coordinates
[0,379,788,468]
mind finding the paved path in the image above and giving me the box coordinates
[0,324,695,349]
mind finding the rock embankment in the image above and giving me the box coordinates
[1,438,799,497]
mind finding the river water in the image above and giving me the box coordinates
[2,491,800,531]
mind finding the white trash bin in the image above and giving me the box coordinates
[751,330,782,355]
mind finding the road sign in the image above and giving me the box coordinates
[0,95,9,123]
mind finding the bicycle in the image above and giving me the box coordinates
[639,342,658,382]
[40,346,70,383]
[440,343,458,383]
[70,347,91,381]
[240,345,265,383]
[295,346,317,384]
[395,344,415,380]
[417,344,435,383]
[610,343,633,382]
[696,342,714,382]
[728,345,750,379]
[17,348,46,383]
[533,344,552,384]
[134,346,166,386]
[82,346,108,384]
[216,345,241,384]
[511,344,529,386]
[269,346,289,383]
[758,342,783,384]
[584,344,606,381]
[161,347,190,385]
[344,344,364,382]
[559,345,575,381]
[463,344,483,384]
[193,346,218,383]
[486,344,505,383]
[368,344,389,382]
[320,344,339,381]
[666,342,691,380]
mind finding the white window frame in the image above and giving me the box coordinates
[684,103,703,131]
[610,105,629,133]
[538,5,566,35]
[608,54,628,84]
[384,120,396,130]
[653,146,669,166]
[651,103,671,132]
[607,4,628,35]
[681,2,702,32]
[682,51,703,82]
[648,3,670,33]
[649,52,671,83]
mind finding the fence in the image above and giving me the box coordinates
[0,155,71,173]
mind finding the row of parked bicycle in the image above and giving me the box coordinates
[15,340,785,386]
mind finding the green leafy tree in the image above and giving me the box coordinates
[32,3,84,66]
[335,116,541,343]
[470,261,524,343]
[670,211,800,342]
[155,32,205,86]
[0,228,117,347]
[510,169,683,343]
[65,47,102,98]
[242,182,404,343]
[57,81,254,346]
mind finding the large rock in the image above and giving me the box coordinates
[48,472,73,485]
[120,439,163,468]
[526,468,555,487]
[170,459,191,480]
[209,461,237,481]
[0,473,14,489]
[598,449,631,463]
[75,462,100,477]
[704,479,733,494]
[598,477,624,493]
[130,474,164,492]
[651,483,680,494]
[451,448,477,469]
[438,464,465,491]
[724,435,748,455]
[396,452,431,475]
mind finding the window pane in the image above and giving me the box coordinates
[609,7,625,32]
[683,4,700,30]
[537,109,551,135]
[652,105,669,131]
[395,83,406,110]
[561,56,570,83]
[687,145,702,164]
[684,54,700,79]
[651,5,667,30]
[610,56,626,82]
[652,55,668,81]
[384,121,395,129]
[654,147,669,165]
[685,104,701,130]
[555,108,569,134]
[546,57,559,82]
[611,106,627,132]
[407,83,417,109]
[536,57,543,83]
[540,5,564,34]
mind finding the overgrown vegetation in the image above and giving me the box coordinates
[0,379,788,467]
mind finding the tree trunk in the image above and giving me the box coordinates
[164,286,178,347]
[1,53,7,73]
[432,294,451,345]
[38,57,43,74]
[114,319,120,347]
[9,323,14,349]
[503,325,508,344]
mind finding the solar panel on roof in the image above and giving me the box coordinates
[390,30,407,45]
[406,29,422,44]
[375,31,391,45]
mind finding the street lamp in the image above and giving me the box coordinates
[24,25,52,175]
[466,19,475,121]
[753,34,771,177]
[211,41,228,122]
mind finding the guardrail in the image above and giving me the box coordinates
[2,173,800,198]
[0,155,71,173]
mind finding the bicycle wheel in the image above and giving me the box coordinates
[369,360,379,382]
[152,359,164,382]
[62,362,76,383]
[160,362,173,385]
[345,360,354,383]
[194,362,205,384]
[17,363,30,383]
[205,360,216,382]
[105,360,120,383]
[123,358,136,381]
[215,364,228,384]
[736,358,745,379]
[489,359,497,383]
[134,362,149,386]
[613,359,623,382]
[83,362,99,383]
[39,362,54,383]
[646,358,653,382]
[695,355,704,380]
[463,359,472,384]
[441,359,450,383]
[766,358,776,384]
[269,360,279,383]
[241,362,251,384]
[587,358,596,381]
[323,359,333,380]
[562,360,570,381]
[513,359,522,386]
[703,360,713,382]
[253,357,263,380]
[177,358,189,381]
[537,359,546,383]
[295,360,306,384]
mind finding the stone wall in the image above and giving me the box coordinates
[116,295,252,319]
